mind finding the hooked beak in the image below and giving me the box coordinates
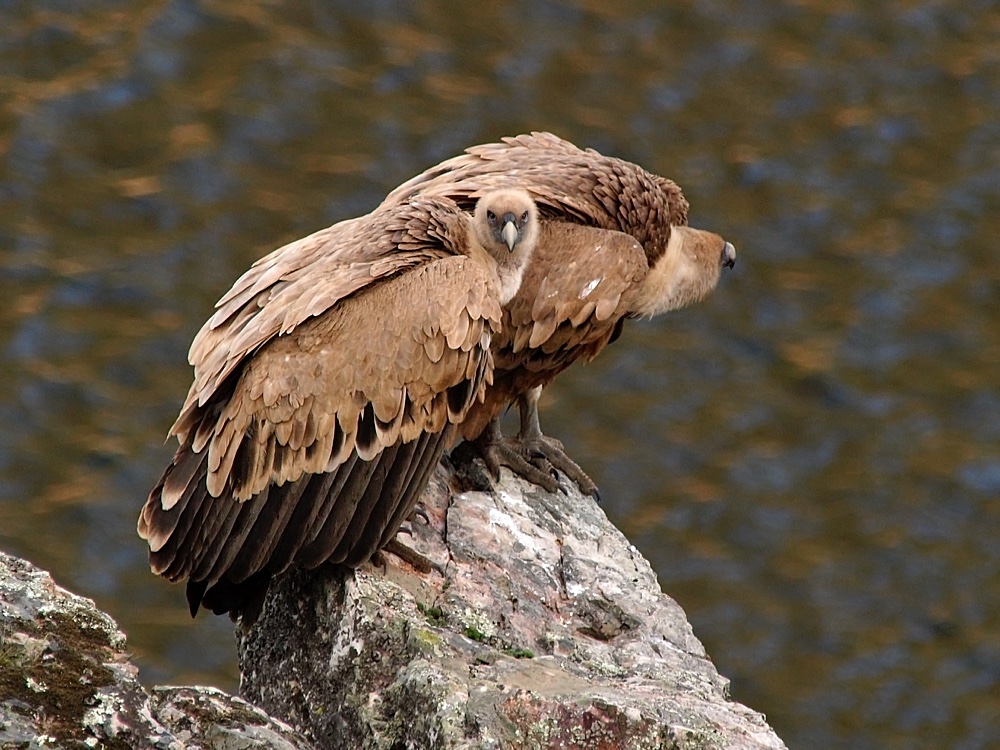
[501,213,518,252]
[721,242,736,269]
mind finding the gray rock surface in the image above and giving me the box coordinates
[239,466,787,749]
[0,550,313,750]
[1,466,787,749]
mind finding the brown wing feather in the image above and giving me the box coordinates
[170,198,473,450]
[141,253,499,537]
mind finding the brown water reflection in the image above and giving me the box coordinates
[2,2,999,747]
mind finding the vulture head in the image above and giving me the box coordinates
[473,188,540,304]
[630,226,737,318]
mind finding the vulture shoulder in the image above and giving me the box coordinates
[383,131,689,257]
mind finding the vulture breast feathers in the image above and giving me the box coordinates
[138,190,538,620]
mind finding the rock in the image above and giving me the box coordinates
[1,465,788,749]
[238,466,787,749]
[0,551,313,750]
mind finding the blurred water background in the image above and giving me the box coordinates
[1,2,998,747]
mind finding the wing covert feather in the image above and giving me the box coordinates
[199,255,501,501]
[173,200,471,445]
[497,222,647,359]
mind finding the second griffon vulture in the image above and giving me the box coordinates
[384,132,736,495]
[138,189,539,621]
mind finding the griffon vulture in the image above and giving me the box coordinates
[383,132,737,496]
[138,189,539,620]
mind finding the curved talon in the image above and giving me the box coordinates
[525,435,599,499]
[513,387,600,498]
[408,506,431,525]
[454,416,598,498]
[486,439,560,490]
[487,437,561,493]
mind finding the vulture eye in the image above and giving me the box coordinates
[521,212,529,223]
[487,210,496,222]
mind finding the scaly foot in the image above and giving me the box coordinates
[452,416,600,500]
[514,432,600,500]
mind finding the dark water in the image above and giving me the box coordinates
[2,2,998,748]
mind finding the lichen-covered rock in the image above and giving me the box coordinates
[150,686,312,750]
[0,551,313,750]
[238,467,787,750]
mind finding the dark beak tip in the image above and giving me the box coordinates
[721,242,737,269]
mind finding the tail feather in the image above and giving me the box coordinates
[260,469,341,577]
[377,427,450,551]
[293,453,381,569]
[147,456,211,577]
[341,440,420,567]
[194,486,270,583]
[225,474,310,584]
[331,442,403,565]
[147,431,449,620]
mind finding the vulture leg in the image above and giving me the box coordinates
[512,386,600,500]
[455,387,600,499]
[465,416,560,494]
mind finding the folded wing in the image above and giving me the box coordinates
[138,197,504,620]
